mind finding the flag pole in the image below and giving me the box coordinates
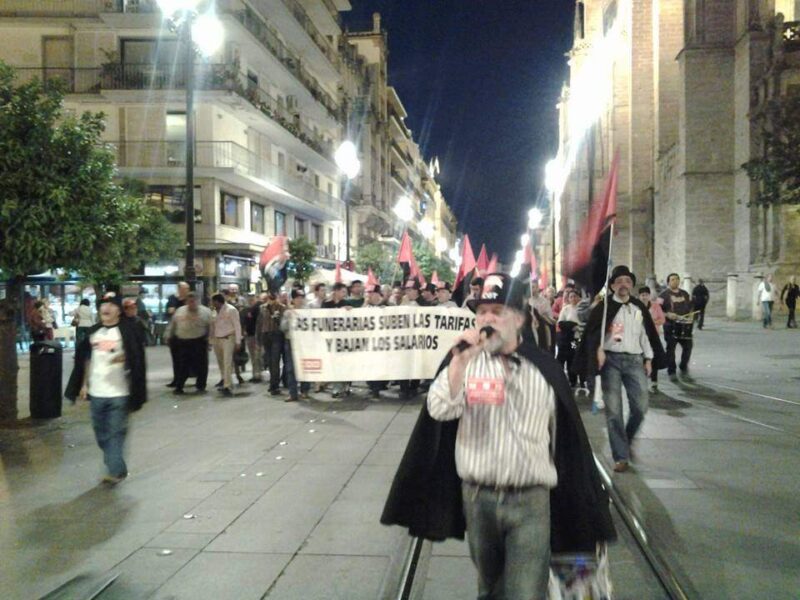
[593,220,615,413]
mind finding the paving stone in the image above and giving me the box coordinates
[264,555,387,600]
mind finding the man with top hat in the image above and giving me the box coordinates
[581,265,665,473]
[401,279,421,306]
[382,272,616,600]
[420,283,438,306]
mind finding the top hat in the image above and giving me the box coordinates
[467,273,526,313]
[608,265,636,287]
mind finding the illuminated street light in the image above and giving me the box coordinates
[528,207,543,230]
[393,195,414,223]
[156,0,223,288]
[448,245,461,265]
[335,140,361,265]
[435,238,448,254]
[419,219,435,240]
[520,233,530,247]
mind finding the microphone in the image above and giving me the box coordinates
[454,325,496,352]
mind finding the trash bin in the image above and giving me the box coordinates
[30,340,63,419]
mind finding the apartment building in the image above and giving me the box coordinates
[0,0,351,293]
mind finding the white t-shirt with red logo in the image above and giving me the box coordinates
[88,326,128,398]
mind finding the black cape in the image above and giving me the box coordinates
[380,341,617,553]
[574,296,666,381]
[65,319,148,411]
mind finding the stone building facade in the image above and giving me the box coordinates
[554,0,800,318]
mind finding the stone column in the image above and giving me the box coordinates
[726,273,738,319]
[752,274,764,321]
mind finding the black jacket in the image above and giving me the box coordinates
[575,296,666,380]
[380,341,617,553]
[65,319,148,411]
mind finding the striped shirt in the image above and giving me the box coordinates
[427,351,558,489]
[603,296,653,359]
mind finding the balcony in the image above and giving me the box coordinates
[390,140,413,168]
[111,140,343,218]
[390,167,407,190]
[13,64,334,159]
[278,0,340,71]
[315,243,338,259]
[230,7,341,121]
[0,0,157,16]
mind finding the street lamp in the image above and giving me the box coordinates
[334,140,361,267]
[156,0,223,289]
[528,207,543,230]
[418,219,434,240]
[435,238,448,254]
[544,158,564,281]
[393,195,414,223]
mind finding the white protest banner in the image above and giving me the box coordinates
[290,306,476,382]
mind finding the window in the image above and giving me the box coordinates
[166,112,186,165]
[274,210,286,235]
[247,70,258,93]
[121,38,179,66]
[251,203,265,234]
[277,152,286,169]
[327,227,333,246]
[314,173,320,188]
[220,192,239,227]
[327,182,334,197]
[145,185,202,223]
[312,223,322,244]
[295,218,306,238]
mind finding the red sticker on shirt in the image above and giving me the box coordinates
[466,378,505,406]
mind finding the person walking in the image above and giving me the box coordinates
[322,283,352,398]
[757,274,777,329]
[165,292,212,394]
[781,276,799,328]
[281,289,311,402]
[639,286,665,393]
[65,296,147,484]
[383,272,616,599]
[583,266,664,472]
[165,282,190,387]
[690,279,710,330]
[243,293,265,382]
[210,293,242,397]
[122,297,149,350]
[257,292,287,396]
[556,288,581,387]
[73,298,95,347]
[660,273,695,379]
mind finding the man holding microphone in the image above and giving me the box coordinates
[382,272,615,600]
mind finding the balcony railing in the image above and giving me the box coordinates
[230,7,341,121]
[279,0,340,71]
[784,21,800,52]
[13,64,335,159]
[0,0,157,16]
[390,140,414,167]
[111,140,343,216]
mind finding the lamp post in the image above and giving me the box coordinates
[334,140,360,268]
[544,159,563,281]
[156,1,223,289]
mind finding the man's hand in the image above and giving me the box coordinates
[79,385,88,401]
[450,328,484,364]
[644,359,652,377]
[666,312,678,320]
[597,347,606,370]
[110,352,126,365]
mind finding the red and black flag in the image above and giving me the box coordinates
[476,244,490,276]
[563,153,619,295]
[259,235,289,293]
[452,234,478,306]
[397,230,423,284]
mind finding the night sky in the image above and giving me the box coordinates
[344,1,575,263]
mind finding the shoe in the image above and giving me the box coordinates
[285,396,298,402]
[196,385,206,392]
[166,381,177,388]
[237,375,245,385]
[249,377,262,383]
[269,389,281,397]
[668,373,678,382]
[173,388,185,395]
[649,382,658,393]
[220,388,233,397]
[300,392,310,400]
[215,380,224,389]
[371,389,381,399]
[331,391,340,398]
[613,461,629,473]
[102,473,127,485]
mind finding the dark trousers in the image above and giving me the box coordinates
[283,340,309,399]
[695,305,706,329]
[262,331,285,392]
[400,380,420,398]
[168,338,179,383]
[174,336,208,389]
[788,304,797,328]
[664,325,693,374]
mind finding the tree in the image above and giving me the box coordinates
[288,236,316,284]
[0,62,180,422]
[743,92,800,206]
[356,241,398,283]
[412,241,455,282]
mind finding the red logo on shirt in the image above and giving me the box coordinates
[302,358,322,373]
[466,378,505,405]
[93,339,119,352]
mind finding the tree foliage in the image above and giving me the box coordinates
[412,241,455,282]
[288,236,316,283]
[0,62,180,421]
[356,241,398,283]
[742,93,800,206]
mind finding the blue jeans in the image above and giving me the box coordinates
[762,301,773,327]
[283,340,309,400]
[462,482,551,600]
[89,396,129,477]
[600,352,648,462]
